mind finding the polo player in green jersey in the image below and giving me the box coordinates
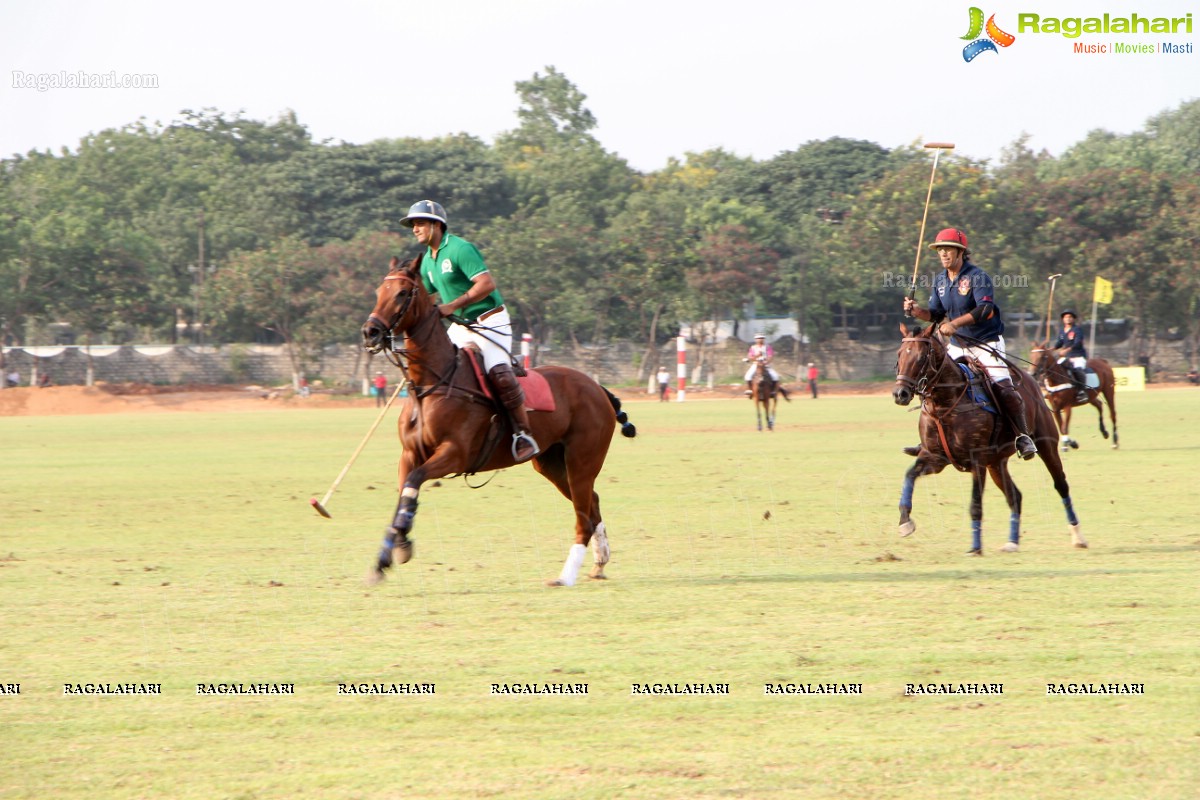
[401,200,540,463]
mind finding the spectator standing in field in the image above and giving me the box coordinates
[807,362,819,398]
[373,371,388,407]
[657,366,671,401]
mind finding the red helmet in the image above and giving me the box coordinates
[929,228,968,250]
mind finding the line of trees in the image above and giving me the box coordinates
[3,67,1199,385]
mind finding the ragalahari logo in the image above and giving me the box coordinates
[961,7,1016,61]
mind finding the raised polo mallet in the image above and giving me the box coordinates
[1043,273,1063,342]
[310,382,404,518]
[907,142,956,308]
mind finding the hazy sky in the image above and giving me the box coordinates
[1,0,1196,171]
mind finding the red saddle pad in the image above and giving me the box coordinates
[462,348,556,412]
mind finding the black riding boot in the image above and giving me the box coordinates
[1071,367,1089,403]
[745,380,754,398]
[993,380,1037,460]
[489,363,540,463]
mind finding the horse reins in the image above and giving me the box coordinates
[897,335,976,472]
[370,272,467,400]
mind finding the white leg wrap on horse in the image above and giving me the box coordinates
[591,522,610,565]
[557,543,587,587]
[401,486,419,499]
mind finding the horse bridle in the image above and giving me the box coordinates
[895,336,948,397]
[365,273,418,363]
[1028,347,1055,383]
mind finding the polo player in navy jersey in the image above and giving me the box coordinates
[902,228,1037,461]
[1051,309,1090,404]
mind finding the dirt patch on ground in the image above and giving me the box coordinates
[0,383,366,417]
[24,378,1192,416]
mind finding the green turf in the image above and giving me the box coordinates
[1,390,1197,799]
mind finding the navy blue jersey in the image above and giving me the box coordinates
[1052,326,1087,358]
[927,260,1005,343]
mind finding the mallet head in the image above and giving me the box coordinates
[310,497,332,519]
[924,142,956,150]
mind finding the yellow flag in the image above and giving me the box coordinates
[1093,276,1114,305]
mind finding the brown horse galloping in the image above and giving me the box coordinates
[360,256,636,586]
[1029,344,1119,451]
[749,361,781,432]
[893,324,1087,554]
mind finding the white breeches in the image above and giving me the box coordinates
[948,336,1011,384]
[448,308,513,371]
[1057,356,1087,370]
[745,365,782,382]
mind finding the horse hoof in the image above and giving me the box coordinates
[393,540,413,565]
[544,578,567,587]
[1068,440,1079,450]
[965,548,983,557]
[898,520,916,538]
[999,542,1019,553]
[1074,543,1089,549]
[365,568,386,586]
[588,572,608,580]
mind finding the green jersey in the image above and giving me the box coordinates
[418,233,503,321]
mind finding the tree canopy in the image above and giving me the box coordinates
[3,77,1198,370]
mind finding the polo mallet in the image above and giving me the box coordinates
[907,142,956,307]
[310,382,404,518]
[1044,273,1063,342]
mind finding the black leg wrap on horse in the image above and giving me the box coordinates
[994,381,1037,460]
[489,363,540,461]
[392,496,418,533]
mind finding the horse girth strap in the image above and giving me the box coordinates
[928,411,968,473]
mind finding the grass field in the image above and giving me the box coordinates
[2,389,1198,799]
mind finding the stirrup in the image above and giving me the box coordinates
[1075,389,1088,403]
[1015,434,1037,460]
[511,431,540,463]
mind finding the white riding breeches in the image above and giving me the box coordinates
[745,365,782,382]
[447,307,514,372]
[1058,355,1087,370]
[947,336,1011,384]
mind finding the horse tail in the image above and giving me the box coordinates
[603,387,637,438]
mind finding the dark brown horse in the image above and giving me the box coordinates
[893,324,1087,553]
[749,360,780,432]
[1029,344,1119,451]
[360,257,637,586]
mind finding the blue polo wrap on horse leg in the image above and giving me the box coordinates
[1062,497,1079,526]
[1009,512,1020,544]
[393,496,418,533]
[971,519,982,552]
[900,473,916,510]
[377,535,394,569]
